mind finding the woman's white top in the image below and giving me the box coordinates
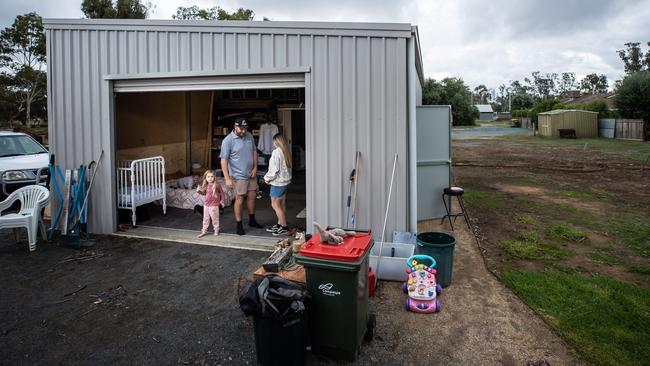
[264,148,292,186]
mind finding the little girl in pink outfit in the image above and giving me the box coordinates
[196,170,225,237]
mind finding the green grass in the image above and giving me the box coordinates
[502,269,650,366]
[552,265,589,275]
[500,230,571,260]
[514,215,537,225]
[559,190,594,199]
[477,120,513,127]
[608,216,650,258]
[557,188,616,201]
[546,224,589,242]
[463,190,506,209]
[589,248,622,265]
[552,203,578,212]
[566,216,601,230]
[626,262,650,276]
[518,230,540,242]
[589,188,617,200]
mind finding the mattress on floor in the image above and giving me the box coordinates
[118,185,164,205]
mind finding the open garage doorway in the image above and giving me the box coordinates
[114,86,306,239]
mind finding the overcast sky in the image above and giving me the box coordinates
[2,0,650,92]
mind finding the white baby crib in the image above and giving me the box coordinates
[117,156,166,227]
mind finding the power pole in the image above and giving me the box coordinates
[509,93,512,112]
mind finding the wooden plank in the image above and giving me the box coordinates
[253,265,306,287]
[205,91,214,170]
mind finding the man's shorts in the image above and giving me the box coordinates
[234,177,259,196]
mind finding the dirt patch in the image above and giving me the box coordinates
[455,138,650,289]
[495,183,611,216]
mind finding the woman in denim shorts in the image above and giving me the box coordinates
[263,134,292,236]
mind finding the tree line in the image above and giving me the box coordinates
[0,1,257,128]
[2,2,649,131]
[422,42,650,126]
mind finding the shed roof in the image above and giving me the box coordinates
[475,104,493,113]
[42,19,413,34]
[561,92,616,108]
[538,109,599,115]
[43,18,424,85]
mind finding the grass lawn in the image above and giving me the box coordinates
[502,269,650,366]
[455,135,650,365]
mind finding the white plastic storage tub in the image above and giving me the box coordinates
[369,242,415,281]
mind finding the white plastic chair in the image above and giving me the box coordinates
[0,185,50,251]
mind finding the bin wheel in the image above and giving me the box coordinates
[364,314,376,341]
[402,282,408,293]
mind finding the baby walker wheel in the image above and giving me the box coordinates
[436,284,442,296]
[404,298,411,311]
[402,282,408,294]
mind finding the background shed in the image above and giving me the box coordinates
[475,104,494,121]
[538,110,598,138]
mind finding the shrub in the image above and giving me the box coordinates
[530,99,561,123]
[512,109,529,118]
[583,100,609,117]
[615,71,650,139]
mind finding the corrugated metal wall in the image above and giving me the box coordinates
[45,20,413,236]
[599,118,615,138]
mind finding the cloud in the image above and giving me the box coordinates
[2,0,649,90]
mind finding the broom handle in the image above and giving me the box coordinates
[350,151,361,228]
[376,153,398,283]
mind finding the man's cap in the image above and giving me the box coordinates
[234,118,248,128]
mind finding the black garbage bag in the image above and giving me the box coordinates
[239,275,309,319]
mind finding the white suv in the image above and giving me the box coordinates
[0,131,50,199]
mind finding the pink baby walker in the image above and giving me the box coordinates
[402,255,442,313]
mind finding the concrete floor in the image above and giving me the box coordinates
[120,171,307,238]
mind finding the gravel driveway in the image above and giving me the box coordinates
[0,218,584,365]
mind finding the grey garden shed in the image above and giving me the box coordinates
[43,19,445,238]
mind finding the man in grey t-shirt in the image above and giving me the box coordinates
[220,118,263,235]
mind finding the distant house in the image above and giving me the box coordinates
[561,93,616,108]
[475,104,495,121]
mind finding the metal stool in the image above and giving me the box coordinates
[440,187,471,231]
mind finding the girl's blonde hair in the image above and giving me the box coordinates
[199,170,219,196]
[273,133,292,170]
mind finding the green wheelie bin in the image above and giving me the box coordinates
[416,232,456,287]
[295,230,375,362]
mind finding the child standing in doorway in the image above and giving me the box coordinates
[196,170,225,237]
[264,134,292,236]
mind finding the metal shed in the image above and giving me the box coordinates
[43,19,433,237]
[538,109,598,138]
[475,104,494,121]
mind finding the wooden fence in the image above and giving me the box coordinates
[615,119,646,141]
